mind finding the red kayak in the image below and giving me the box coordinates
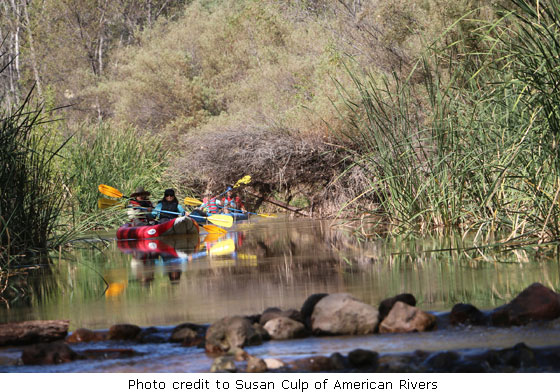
[116,216,199,240]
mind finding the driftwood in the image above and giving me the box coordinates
[0,320,69,346]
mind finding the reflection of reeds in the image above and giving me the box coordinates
[336,0,560,242]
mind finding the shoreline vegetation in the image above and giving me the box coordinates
[2,282,560,372]
[2,2,560,306]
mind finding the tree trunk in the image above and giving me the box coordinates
[22,1,42,98]
[0,320,70,346]
[245,191,310,217]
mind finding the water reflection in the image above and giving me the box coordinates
[1,217,560,331]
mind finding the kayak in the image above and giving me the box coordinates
[117,237,200,257]
[116,216,199,240]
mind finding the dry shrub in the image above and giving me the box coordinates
[176,126,373,216]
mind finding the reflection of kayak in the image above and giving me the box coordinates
[224,212,249,222]
[116,216,199,239]
[117,237,200,258]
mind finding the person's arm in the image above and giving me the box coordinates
[153,202,162,219]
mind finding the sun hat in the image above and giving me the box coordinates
[130,186,151,198]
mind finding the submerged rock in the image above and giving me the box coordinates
[450,303,488,326]
[21,342,82,365]
[108,324,141,340]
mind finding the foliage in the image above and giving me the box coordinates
[63,122,171,216]
[0,91,71,267]
[336,0,560,240]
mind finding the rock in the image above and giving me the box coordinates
[210,356,237,372]
[66,328,107,343]
[171,326,198,343]
[311,293,379,335]
[108,324,141,340]
[247,355,267,373]
[498,343,537,369]
[378,293,416,321]
[450,303,488,326]
[452,360,490,372]
[21,342,81,365]
[137,327,168,343]
[290,355,335,371]
[263,317,308,340]
[348,349,379,369]
[260,308,302,325]
[205,316,262,355]
[230,347,249,361]
[300,293,328,329]
[329,352,348,370]
[491,283,560,326]
[263,358,286,370]
[424,351,460,371]
[378,301,436,333]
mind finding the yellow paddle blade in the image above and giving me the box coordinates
[203,225,227,234]
[209,239,235,257]
[184,197,203,206]
[98,198,124,209]
[98,184,123,198]
[207,214,234,228]
[258,213,276,218]
[233,175,251,188]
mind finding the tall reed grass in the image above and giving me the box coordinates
[337,0,560,242]
[64,122,171,219]
[0,90,71,267]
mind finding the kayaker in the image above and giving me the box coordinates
[154,188,186,222]
[128,186,155,226]
[201,192,220,214]
[222,189,246,213]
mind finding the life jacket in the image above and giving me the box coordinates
[158,199,179,220]
[206,197,219,214]
[222,196,244,210]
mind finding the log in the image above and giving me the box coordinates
[0,320,69,346]
[246,191,310,217]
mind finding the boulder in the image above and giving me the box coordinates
[378,301,436,333]
[491,283,560,326]
[108,324,141,340]
[378,293,416,321]
[66,328,107,343]
[263,358,286,370]
[311,293,379,335]
[259,308,302,325]
[205,316,262,355]
[263,317,308,340]
[300,293,328,329]
[450,303,488,326]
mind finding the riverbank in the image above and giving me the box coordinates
[2,282,560,372]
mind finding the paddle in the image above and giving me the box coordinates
[98,185,233,228]
[98,198,123,209]
[183,175,252,207]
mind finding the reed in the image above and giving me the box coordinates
[0,90,71,267]
[337,0,560,241]
[64,122,171,219]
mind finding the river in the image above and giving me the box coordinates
[1,215,560,372]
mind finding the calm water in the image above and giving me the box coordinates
[2,216,560,371]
